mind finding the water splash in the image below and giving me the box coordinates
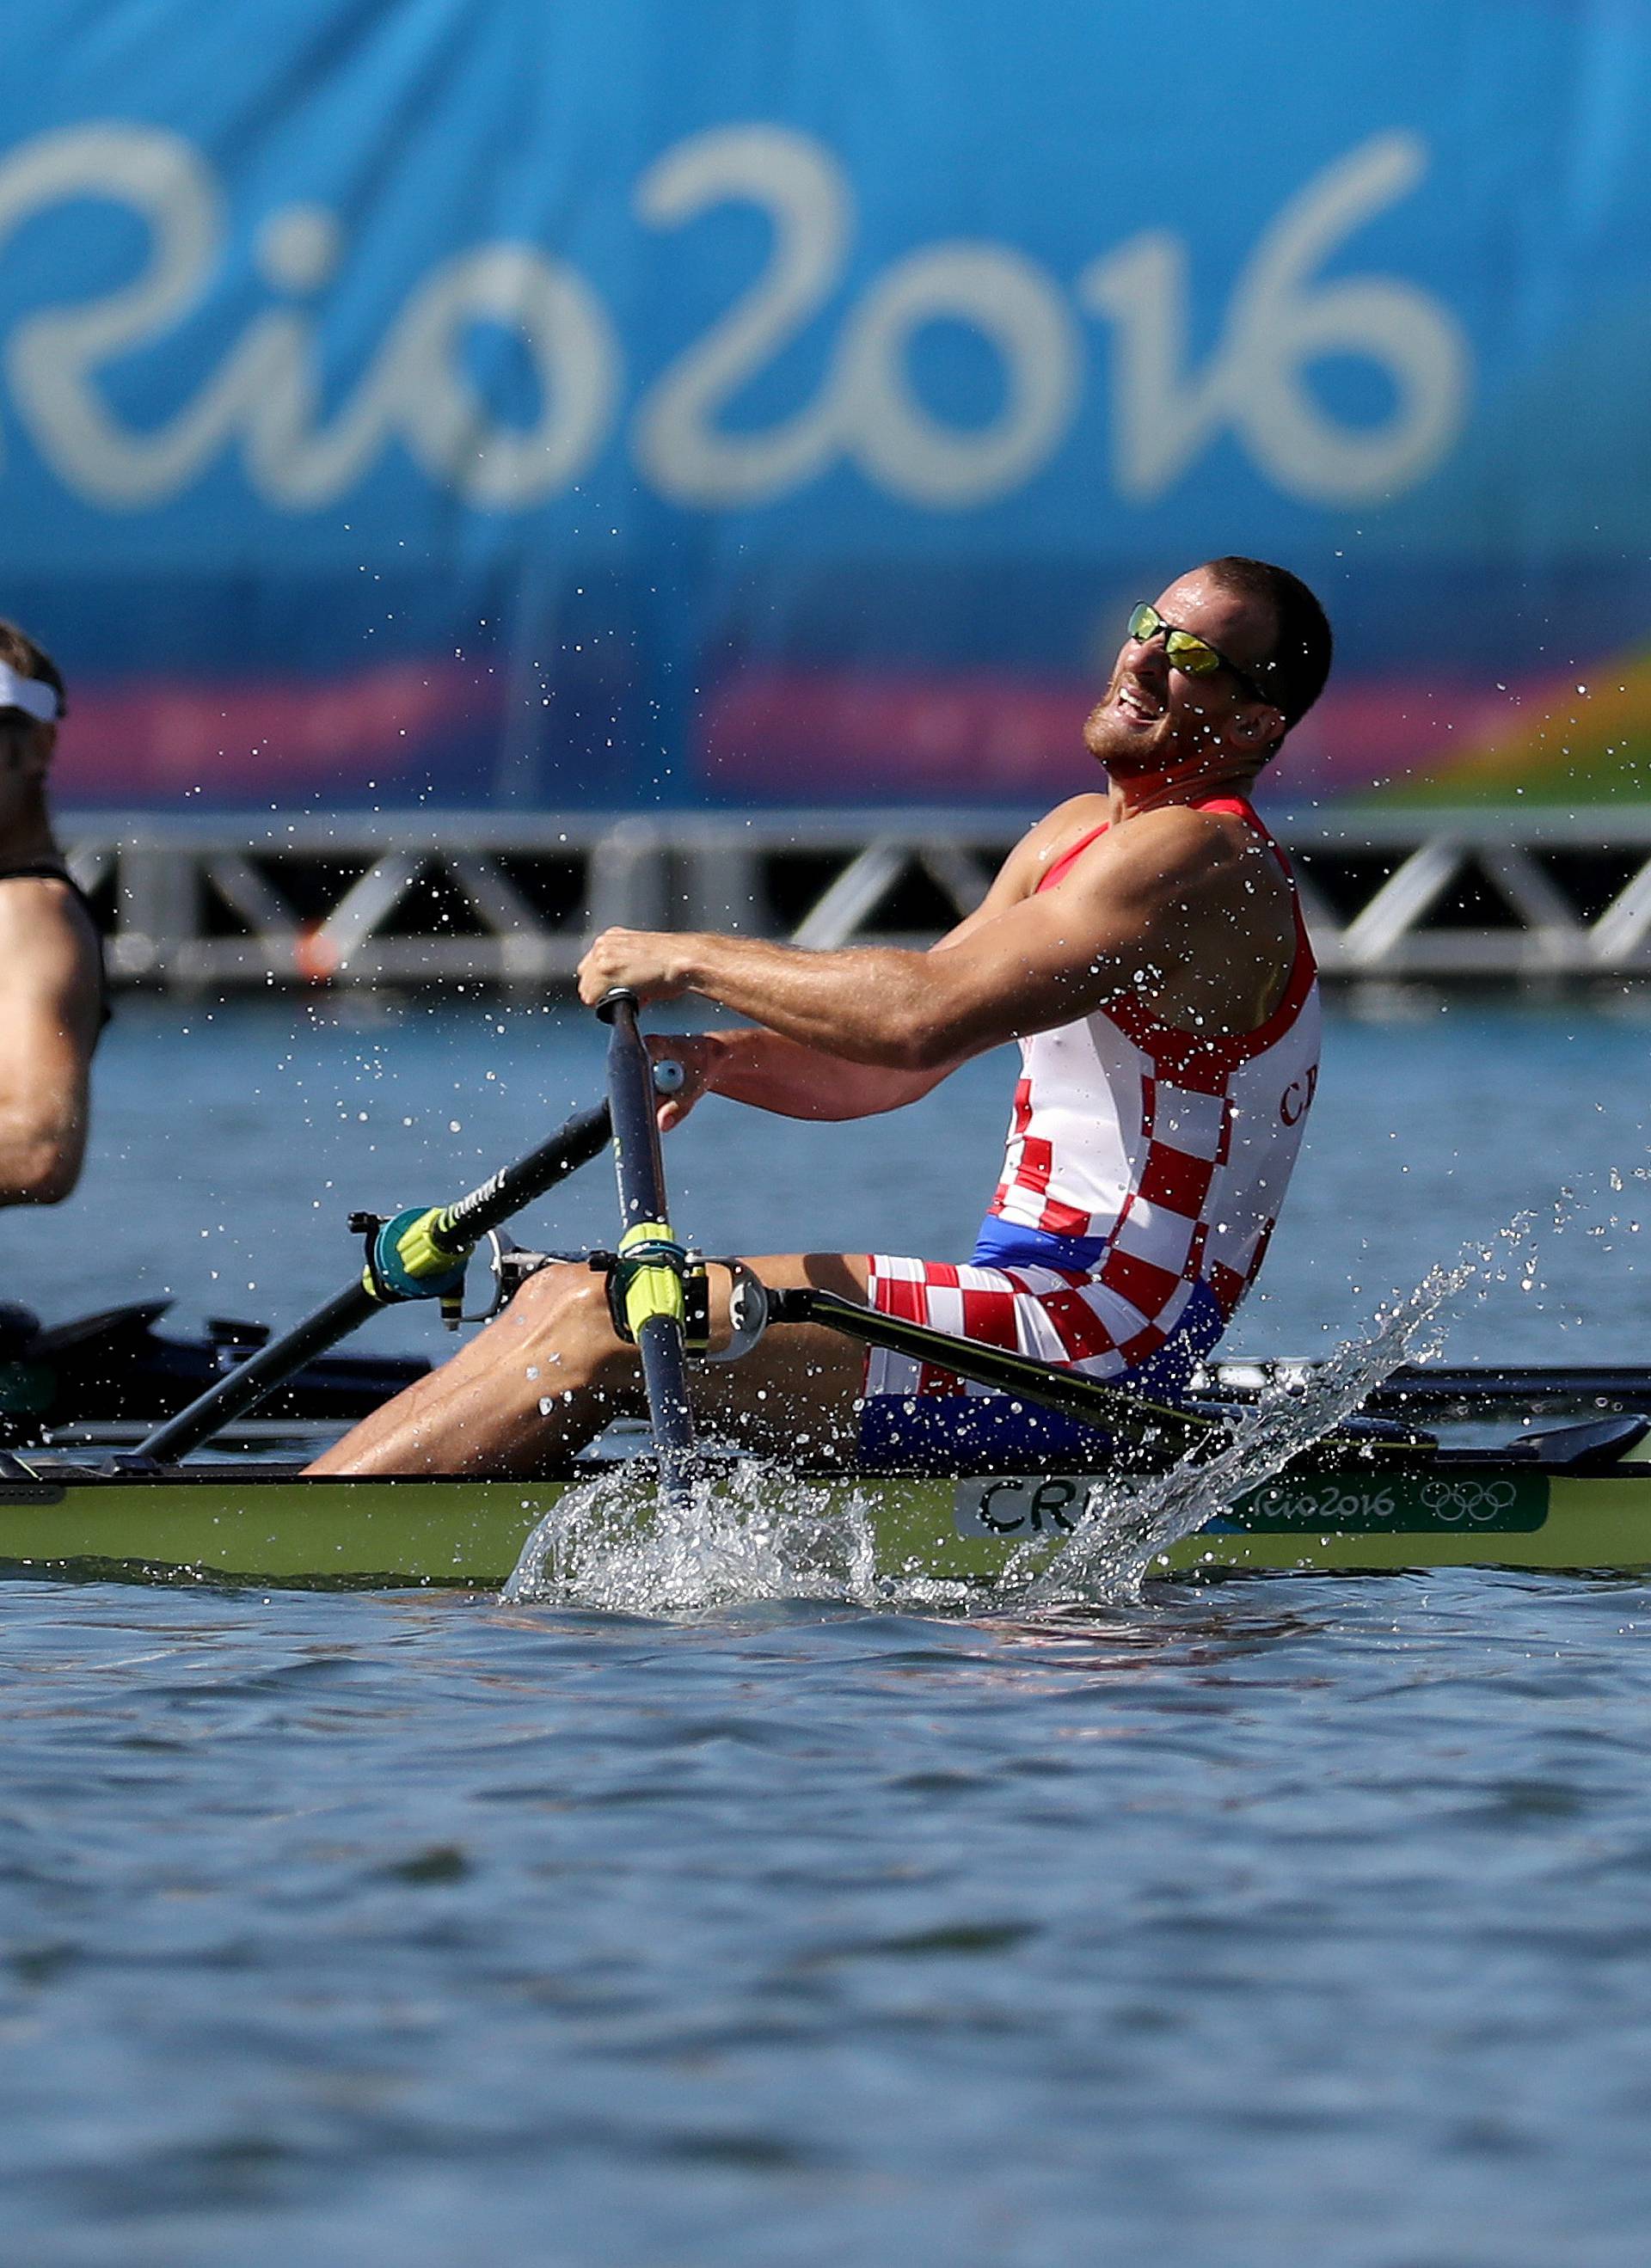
[503,1452,908,1615]
[1025,1250,1475,1607]
[1031,1169,1651,1605]
[503,1166,1651,1618]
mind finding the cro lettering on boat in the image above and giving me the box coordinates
[953,1474,1086,1539]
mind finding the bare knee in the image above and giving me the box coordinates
[504,1262,634,1389]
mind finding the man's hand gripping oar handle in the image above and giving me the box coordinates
[594,988,697,1497]
[134,1100,615,1465]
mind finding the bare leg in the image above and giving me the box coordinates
[307,1252,874,1478]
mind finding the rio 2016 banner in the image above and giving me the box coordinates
[5,2,1648,811]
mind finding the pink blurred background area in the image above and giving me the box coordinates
[699,660,1646,806]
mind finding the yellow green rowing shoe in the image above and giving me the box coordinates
[3,1413,1649,1590]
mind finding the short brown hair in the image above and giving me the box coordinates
[0,620,65,721]
[1203,557,1332,731]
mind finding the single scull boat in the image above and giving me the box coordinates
[0,1410,1648,1588]
[9,998,1645,1591]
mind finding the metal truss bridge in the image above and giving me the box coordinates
[58,807,1651,991]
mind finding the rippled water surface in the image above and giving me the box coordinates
[5,993,1651,2264]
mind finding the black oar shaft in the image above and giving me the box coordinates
[774,1288,1435,1464]
[433,1104,614,1247]
[595,990,697,1488]
[137,1100,612,1464]
[598,996,673,1240]
[778,1286,1208,1456]
[138,1284,377,1464]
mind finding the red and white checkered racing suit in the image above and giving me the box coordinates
[857,796,1320,1468]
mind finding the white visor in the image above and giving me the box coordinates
[0,660,58,724]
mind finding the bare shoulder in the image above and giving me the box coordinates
[1004,794,1113,890]
[942,794,1113,935]
[1065,801,1286,899]
[0,877,103,1025]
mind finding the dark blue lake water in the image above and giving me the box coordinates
[4,992,1651,2265]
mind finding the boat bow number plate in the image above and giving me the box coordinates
[952,1470,1551,1541]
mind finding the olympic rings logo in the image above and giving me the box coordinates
[1416,1476,1520,1525]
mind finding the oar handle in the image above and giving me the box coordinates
[594,989,672,1235]
[596,987,697,1486]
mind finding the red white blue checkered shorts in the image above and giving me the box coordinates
[856,1252,1225,1473]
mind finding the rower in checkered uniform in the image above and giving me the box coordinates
[316,560,1335,1483]
[858,793,1318,1468]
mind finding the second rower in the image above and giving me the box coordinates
[0,622,104,1208]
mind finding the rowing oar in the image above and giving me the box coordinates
[133,1100,614,1464]
[766,1286,1436,1466]
[594,988,698,1503]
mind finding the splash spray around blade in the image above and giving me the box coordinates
[1032,1172,1651,1604]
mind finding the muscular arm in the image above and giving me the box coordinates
[687,1027,945,1120]
[0,881,101,1204]
[585,805,1287,1074]
[664,800,1104,1119]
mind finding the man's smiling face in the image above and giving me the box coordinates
[1083,569,1280,778]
